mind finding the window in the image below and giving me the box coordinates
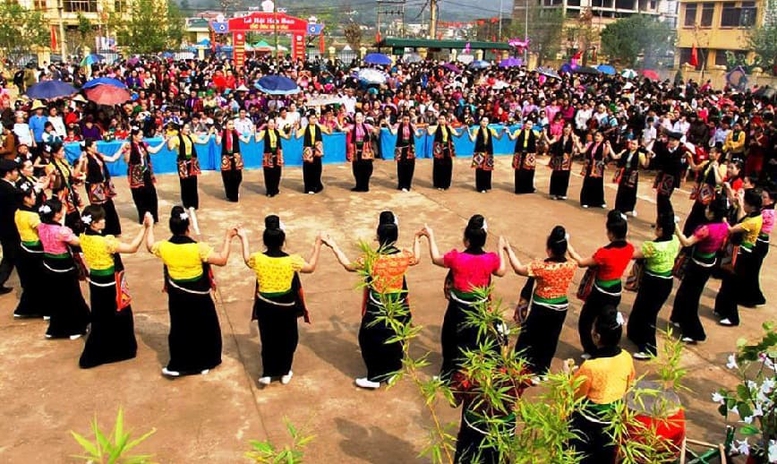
[34,0,46,9]
[114,0,125,12]
[715,49,737,66]
[700,2,714,26]
[720,2,739,26]
[684,3,697,26]
[740,1,757,26]
[680,47,704,69]
[64,0,97,12]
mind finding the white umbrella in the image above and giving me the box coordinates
[493,80,510,90]
[358,68,387,85]
[457,54,474,65]
[621,69,637,79]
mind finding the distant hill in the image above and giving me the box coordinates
[177,0,512,24]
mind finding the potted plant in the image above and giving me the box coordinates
[713,322,777,463]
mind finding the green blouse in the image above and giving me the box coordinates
[641,236,680,275]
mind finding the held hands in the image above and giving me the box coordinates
[562,358,577,374]
[319,232,334,248]
[142,212,153,228]
[417,224,433,238]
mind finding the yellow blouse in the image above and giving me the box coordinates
[15,209,41,243]
[170,136,194,158]
[80,233,120,271]
[152,241,213,281]
[247,253,305,294]
[574,350,635,404]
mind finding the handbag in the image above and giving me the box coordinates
[624,259,644,292]
[514,277,535,324]
[672,251,690,280]
[443,270,453,300]
[576,267,597,301]
[115,270,132,311]
[719,242,739,274]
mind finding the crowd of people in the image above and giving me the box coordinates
[1,53,776,463]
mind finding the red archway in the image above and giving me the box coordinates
[220,12,309,66]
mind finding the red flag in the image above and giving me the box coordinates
[572,50,583,60]
[50,26,57,50]
[690,45,699,67]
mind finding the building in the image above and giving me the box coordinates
[512,0,678,58]
[675,0,765,70]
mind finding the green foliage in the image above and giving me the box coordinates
[113,0,185,54]
[747,0,777,74]
[245,418,315,463]
[70,407,156,464]
[600,15,675,68]
[343,22,363,53]
[0,3,49,60]
[506,7,565,65]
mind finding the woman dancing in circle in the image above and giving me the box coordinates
[323,211,422,389]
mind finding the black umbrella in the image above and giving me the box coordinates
[573,66,601,75]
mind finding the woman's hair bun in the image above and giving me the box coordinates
[265,214,281,230]
[550,225,566,242]
[379,211,395,226]
[467,214,485,230]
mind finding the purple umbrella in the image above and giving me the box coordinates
[499,57,523,68]
[441,63,461,74]
[127,57,140,66]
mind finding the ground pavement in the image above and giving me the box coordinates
[0,155,771,463]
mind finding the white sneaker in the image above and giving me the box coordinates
[582,205,589,209]
[354,377,381,389]
[44,333,53,339]
[69,334,83,340]
[480,190,487,193]
[560,196,567,200]
[630,210,638,217]
[200,369,210,375]
[600,204,608,209]
[307,191,314,195]
[671,321,680,328]
[43,316,50,321]
[401,188,408,192]
[719,318,734,326]
[258,376,271,385]
[681,337,698,344]
[581,353,592,360]
[162,367,180,377]
[633,351,652,360]
[281,371,293,385]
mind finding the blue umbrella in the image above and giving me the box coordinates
[26,80,77,99]
[363,53,392,66]
[499,57,523,68]
[468,60,491,70]
[255,75,300,95]
[597,64,616,75]
[80,53,105,66]
[82,77,127,90]
[559,63,574,74]
[161,51,175,59]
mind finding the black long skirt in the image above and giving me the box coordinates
[43,255,90,338]
[440,297,501,380]
[13,242,47,318]
[475,169,492,192]
[254,294,299,378]
[179,176,199,210]
[514,301,567,375]
[352,160,373,192]
[302,158,324,193]
[454,407,505,464]
[549,170,571,197]
[79,271,137,368]
[626,273,673,355]
[514,168,536,194]
[569,409,617,464]
[714,247,756,326]
[740,235,768,307]
[580,175,605,207]
[130,185,159,224]
[100,199,122,236]
[166,276,222,374]
[656,190,675,218]
[614,183,637,214]
[578,284,621,354]
[264,166,282,196]
[221,169,242,202]
[671,257,714,341]
[359,294,410,382]
[433,157,453,189]
[397,159,415,190]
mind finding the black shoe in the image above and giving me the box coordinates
[0,286,12,295]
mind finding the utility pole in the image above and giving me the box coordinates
[498,0,503,41]
[524,0,529,62]
[274,0,279,56]
[58,0,67,60]
[429,0,437,39]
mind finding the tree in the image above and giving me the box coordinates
[343,21,362,51]
[747,0,777,74]
[113,0,185,54]
[507,7,565,66]
[0,3,48,62]
[600,14,676,68]
[568,8,598,66]
[69,13,95,53]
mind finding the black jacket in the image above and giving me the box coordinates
[0,179,20,241]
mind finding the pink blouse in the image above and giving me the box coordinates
[693,222,729,254]
[761,209,775,235]
[38,223,75,254]
[443,250,500,293]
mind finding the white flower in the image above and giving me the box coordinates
[616,312,625,327]
[727,354,739,370]
[39,205,51,214]
[748,380,759,391]
[81,214,92,225]
[735,439,751,455]
[481,219,488,232]
[753,403,764,418]
[179,212,189,220]
[278,219,286,231]
[731,405,740,417]
[393,215,399,226]
[712,392,725,404]
[768,440,777,463]
[762,378,776,395]
[743,415,754,424]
